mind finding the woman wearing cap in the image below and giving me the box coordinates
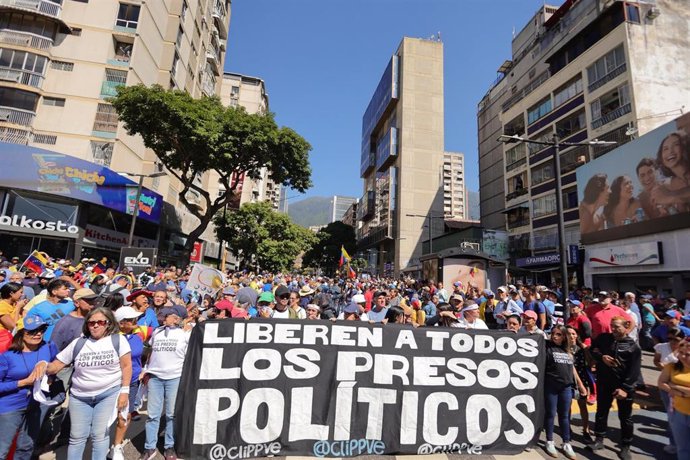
[0,315,57,459]
[543,325,586,459]
[658,338,690,460]
[30,307,131,460]
[111,307,145,460]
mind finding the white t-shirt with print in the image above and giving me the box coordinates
[57,334,131,398]
[145,326,191,380]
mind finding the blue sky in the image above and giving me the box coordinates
[225,0,553,203]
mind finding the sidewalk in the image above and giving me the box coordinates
[40,352,669,460]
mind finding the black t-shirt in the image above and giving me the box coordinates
[544,341,574,389]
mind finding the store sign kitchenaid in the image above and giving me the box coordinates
[0,214,79,236]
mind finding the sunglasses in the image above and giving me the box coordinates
[27,327,47,336]
[87,320,109,327]
[279,294,290,300]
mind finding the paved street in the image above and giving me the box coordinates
[37,351,669,460]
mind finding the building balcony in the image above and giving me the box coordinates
[212,0,228,39]
[201,73,216,97]
[505,188,529,202]
[0,106,35,126]
[588,63,627,93]
[100,80,123,98]
[0,29,53,51]
[0,125,30,144]
[206,49,221,76]
[0,68,43,89]
[0,0,61,19]
[106,57,130,68]
[591,103,632,130]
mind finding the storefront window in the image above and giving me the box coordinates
[4,192,78,225]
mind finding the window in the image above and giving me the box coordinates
[90,141,114,166]
[587,44,625,89]
[591,82,631,127]
[0,13,57,39]
[114,41,132,62]
[562,186,578,210]
[560,145,589,174]
[532,227,558,250]
[43,97,65,107]
[105,68,127,84]
[528,129,553,156]
[230,85,239,96]
[532,193,557,218]
[33,133,57,144]
[181,0,188,21]
[553,76,583,107]
[0,49,47,75]
[93,103,118,132]
[527,97,552,125]
[171,51,179,77]
[505,143,526,171]
[116,3,140,30]
[0,88,39,111]
[531,160,554,186]
[507,172,526,193]
[176,26,183,48]
[556,109,586,139]
[51,60,74,71]
[625,3,640,23]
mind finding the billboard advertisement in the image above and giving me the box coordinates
[0,143,163,223]
[576,112,690,244]
[442,258,487,291]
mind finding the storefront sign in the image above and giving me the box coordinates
[175,320,546,458]
[0,214,78,235]
[516,253,560,268]
[588,242,662,267]
[83,224,156,250]
[119,247,157,274]
[568,245,580,265]
[0,144,162,223]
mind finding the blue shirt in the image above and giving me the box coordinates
[27,299,75,341]
[124,333,143,382]
[423,302,437,318]
[137,308,159,328]
[0,342,58,413]
[367,307,388,323]
[653,324,690,342]
[523,300,546,315]
[542,299,555,316]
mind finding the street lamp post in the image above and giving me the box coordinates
[120,171,166,247]
[497,134,615,313]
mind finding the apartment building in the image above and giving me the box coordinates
[481,0,690,285]
[0,0,232,263]
[357,37,445,276]
[442,151,466,219]
[330,195,356,223]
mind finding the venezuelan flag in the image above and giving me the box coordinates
[21,250,48,274]
[348,264,356,279]
[339,246,351,268]
[92,262,107,274]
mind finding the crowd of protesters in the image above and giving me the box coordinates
[0,252,687,459]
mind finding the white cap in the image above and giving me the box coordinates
[114,306,143,322]
[461,304,479,313]
[352,294,366,303]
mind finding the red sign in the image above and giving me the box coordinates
[190,241,203,263]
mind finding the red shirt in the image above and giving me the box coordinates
[566,314,592,346]
[585,303,632,339]
[364,290,373,312]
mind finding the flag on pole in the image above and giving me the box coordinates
[21,250,49,274]
[339,246,351,267]
[348,264,356,279]
[92,262,107,274]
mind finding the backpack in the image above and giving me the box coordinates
[72,334,120,362]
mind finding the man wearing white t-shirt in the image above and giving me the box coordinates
[457,303,488,329]
[139,307,191,460]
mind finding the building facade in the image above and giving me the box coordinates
[481,0,690,286]
[357,37,445,276]
[0,0,232,263]
[442,151,467,219]
[330,195,356,223]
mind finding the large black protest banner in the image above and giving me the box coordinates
[175,319,545,459]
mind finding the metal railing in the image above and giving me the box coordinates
[0,68,44,88]
[588,63,627,93]
[0,0,62,18]
[0,106,35,126]
[591,103,632,129]
[0,29,53,51]
[0,126,30,144]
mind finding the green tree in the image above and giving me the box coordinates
[302,221,356,275]
[110,84,311,254]
[214,201,315,272]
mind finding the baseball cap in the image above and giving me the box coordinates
[352,294,366,304]
[497,286,507,294]
[373,290,387,298]
[598,291,609,297]
[682,314,690,322]
[451,294,464,302]
[666,309,681,319]
[275,285,290,298]
[343,303,359,314]
[126,289,153,302]
[215,299,234,311]
[222,287,236,296]
[306,304,321,312]
[114,306,143,323]
[453,281,462,287]
[73,288,98,302]
[159,305,187,319]
[258,291,275,303]
[23,315,47,331]
[484,289,494,297]
[568,300,582,307]
[38,269,56,279]
[522,310,538,320]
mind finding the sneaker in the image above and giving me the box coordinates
[587,394,596,405]
[138,448,158,460]
[112,444,125,460]
[619,445,631,460]
[545,440,558,458]
[589,437,605,451]
[664,445,677,454]
[582,431,594,444]
[562,443,576,460]
[131,410,141,421]
[164,448,177,460]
